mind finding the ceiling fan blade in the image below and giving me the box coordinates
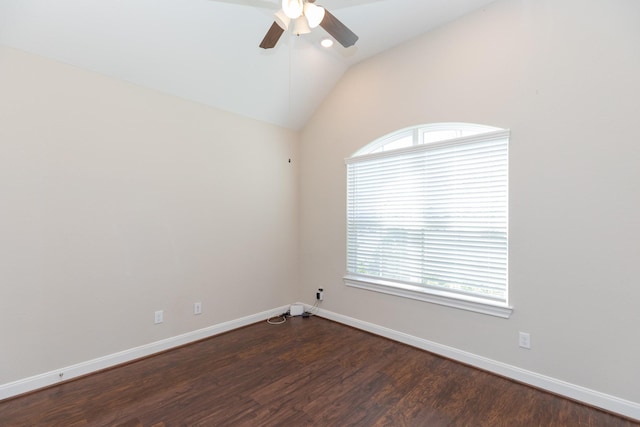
[320,10,358,48]
[310,0,384,9]
[259,22,285,49]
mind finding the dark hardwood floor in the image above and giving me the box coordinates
[1,316,637,426]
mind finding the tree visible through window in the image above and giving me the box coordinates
[344,123,511,317]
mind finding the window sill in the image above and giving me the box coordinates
[344,275,513,319]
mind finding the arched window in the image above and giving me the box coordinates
[345,123,511,317]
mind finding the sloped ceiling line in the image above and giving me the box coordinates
[0,0,497,129]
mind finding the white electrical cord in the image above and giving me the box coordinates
[305,300,320,316]
[267,297,322,325]
[267,313,288,325]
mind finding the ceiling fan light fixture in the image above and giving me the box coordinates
[320,38,334,48]
[274,9,291,30]
[292,16,311,35]
[303,3,325,29]
[282,0,303,19]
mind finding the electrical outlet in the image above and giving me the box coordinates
[154,310,164,324]
[519,332,531,349]
[316,288,324,301]
[194,302,202,315]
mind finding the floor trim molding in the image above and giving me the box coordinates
[315,307,640,422]
[3,304,639,421]
[0,306,287,402]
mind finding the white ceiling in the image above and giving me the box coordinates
[0,0,497,129]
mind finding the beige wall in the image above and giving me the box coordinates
[0,46,299,383]
[2,0,640,413]
[300,0,640,403]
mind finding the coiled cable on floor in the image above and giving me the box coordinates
[267,311,289,325]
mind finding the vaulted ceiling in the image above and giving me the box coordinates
[0,0,497,129]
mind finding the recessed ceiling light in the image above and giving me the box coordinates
[321,38,334,48]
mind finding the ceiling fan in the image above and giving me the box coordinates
[259,0,358,49]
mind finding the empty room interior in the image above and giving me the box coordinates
[1,0,639,424]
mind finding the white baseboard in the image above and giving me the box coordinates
[0,306,288,402]
[3,304,639,421]
[315,307,640,422]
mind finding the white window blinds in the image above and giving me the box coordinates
[345,129,509,305]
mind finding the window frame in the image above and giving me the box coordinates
[344,123,513,318]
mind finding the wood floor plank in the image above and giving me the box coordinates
[0,316,638,426]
